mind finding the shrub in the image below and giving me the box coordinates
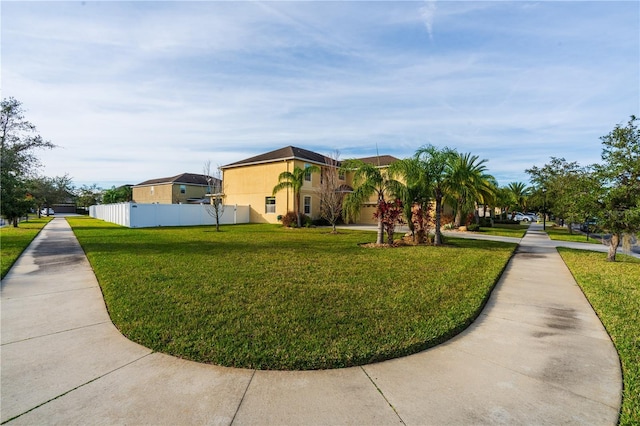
[494,218,518,225]
[479,218,493,228]
[280,211,298,227]
[312,217,331,227]
[441,214,454,227]
[467,223,480,232]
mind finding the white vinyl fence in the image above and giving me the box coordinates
[90,202,250,228]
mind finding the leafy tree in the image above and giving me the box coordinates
[76,184,103,210]
[445,152,495,227]
[102,185,132,204]
[341,159,398,244]
[1,97,55,226]
[414,145,457,246]
[595,115,640,261]
[273,165,320,228]
[316,151,344,233]
[27,174,74,216]
[526,157,583,226]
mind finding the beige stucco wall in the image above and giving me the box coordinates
[223,159,328,224]
[132,183,207,204]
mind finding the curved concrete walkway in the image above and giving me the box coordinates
[1,218,622,425]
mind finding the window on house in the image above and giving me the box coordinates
[304,163,312,182]
[265,196,276,214]
[180,185,186,194]
[303,196,311,215]
[338,170,345,180]
[150,186,155,195]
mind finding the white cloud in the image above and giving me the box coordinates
[419,0,437,40]
[1,1,637,188]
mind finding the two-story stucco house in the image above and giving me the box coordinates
[132,173,221,205]
[220,146,398,224]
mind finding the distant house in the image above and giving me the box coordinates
[221,146,398,224]
[132,173,221,205]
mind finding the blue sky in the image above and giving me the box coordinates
[2,1,638,189]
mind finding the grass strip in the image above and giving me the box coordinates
[558,248,640,425]
[1,216,52,279]
[474,224,529,238]
[546,226,601,244]
[68,216,516,370]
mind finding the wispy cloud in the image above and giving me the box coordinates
[419,0,437,40]
[2,1,637,187]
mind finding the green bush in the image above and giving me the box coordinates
[467,223,481,232]
[280,211,298,227]
[479,218,493,228]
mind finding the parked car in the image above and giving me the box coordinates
[513,212,536,222]
[580,218,598,233]
[41,208,55,216]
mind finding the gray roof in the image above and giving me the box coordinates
[221,146,334,169]
[221,145,399,169]
[355,155,399,167]
[134,173,220,187]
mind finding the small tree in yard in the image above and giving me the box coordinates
[595,115,640,261]
[373,199,405,245]
[317,151,344,233]
[342,159,398,244]
[273,165,320,228]
[204,161,225,232]
[411,202,433,244]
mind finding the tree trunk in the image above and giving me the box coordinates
[296,193,302,228]
[434,194,442,246]
[454,208,462,228]
[12,217,19,228]
[607,233,620,262]
[376,217,384,244]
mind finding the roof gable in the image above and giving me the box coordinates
[134,173,219,187]
[353,155,399,167]
[221,146,332,169]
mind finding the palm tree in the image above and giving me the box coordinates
[445,152,495,228]
[388,157,432,241]
[341,159,398,244]
[414,145,458,246]
[507,182,531,213]
[272,165,320,227]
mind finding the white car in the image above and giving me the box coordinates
[41,208,55,215]
[513,212,536,222]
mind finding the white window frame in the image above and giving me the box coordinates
[303,196,311,215]
[265,196,276,214]
[304,163,312,182]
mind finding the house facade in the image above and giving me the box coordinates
[132,173,221,205]
[221,146,398,225]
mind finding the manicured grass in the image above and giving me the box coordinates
[474,224,529,238]
[1,216,52,279]
[68,216,516,370]
[558,249,640,425]
[546,226,601,244]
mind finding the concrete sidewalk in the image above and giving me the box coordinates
[1,219,622,424]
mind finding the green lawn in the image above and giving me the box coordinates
[546,225,601,244]
[474,224,529,238]
[1,216,52,279]
[558,249,640,425]
[67,216,516,370]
